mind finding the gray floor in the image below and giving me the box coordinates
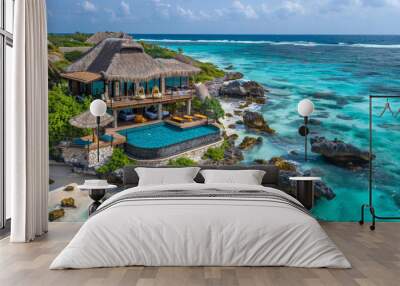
[49,161,97,191]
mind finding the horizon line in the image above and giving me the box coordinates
[48,32,400,36]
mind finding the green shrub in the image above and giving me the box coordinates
[96,148,135,175]
[64,50,84,62]
[48,84,91,147]
[168,157,197,167]
[203,146,225,162]
[193,62,225,83]
[53,60,71,72]
[139,41,177,58]
[48,33,93,48]
[192,97,225,120]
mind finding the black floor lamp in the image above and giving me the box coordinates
[297,99,315,162]
[90,99,107,162]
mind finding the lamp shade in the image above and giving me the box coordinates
[298,99,314,117]
[90,99,107,117]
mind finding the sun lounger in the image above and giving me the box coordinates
[100,134,114,143]
[119,109,135,121]
[71,138,92,147]
[194,113,207,120]
[183,115,193,122]
[171,116,185,123]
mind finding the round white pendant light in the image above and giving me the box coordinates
[298,99,315,117]
[90,99,107,117]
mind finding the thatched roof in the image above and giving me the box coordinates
[61,71,102,83]
[65,38,200,82]
[157,58,201,77]
[69,110,114,129]
[86,32,132,45]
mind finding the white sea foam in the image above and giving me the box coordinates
[137,38,400,49]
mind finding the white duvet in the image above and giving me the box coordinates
[50,183,351,269]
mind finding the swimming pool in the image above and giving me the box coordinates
[119,122,221,159]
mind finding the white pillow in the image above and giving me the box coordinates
[200,169,266,185]
[135,167,200,186]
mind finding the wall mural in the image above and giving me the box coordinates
[47,3,400,223]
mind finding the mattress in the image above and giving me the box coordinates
[50,183,351,269]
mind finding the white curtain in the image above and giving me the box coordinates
[8,0,49,242]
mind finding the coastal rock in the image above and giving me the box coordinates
[310,136,373,168]
[205,78,224,97]
[225,64,234,70]
[269,157,296,172]
[195,83,210,102]
[278,170,300,196]
[277,169,336,201]
[239,136,263,150]
[303,170,336,200]
[60,197,76,208]
[253,159,268,165]
[223,135,243,165]
[102,168,124,185]
[63,185,75,192]
[220,80,265,98]
[234,110,243,116]
[49,209,65,222]
[243,111,275,134]
[228,124,236,129]
[224,72,244,81]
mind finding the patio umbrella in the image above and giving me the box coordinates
[69,110,114,129]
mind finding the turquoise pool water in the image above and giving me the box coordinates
[119,123,220,149]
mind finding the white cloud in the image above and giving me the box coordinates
[214,8,229,17]
[82,1,96,12]
[121,1,131,16]
[177,5,199,20]
[152,0,172,18]
[281,0,305,14]
[233,0,258,19]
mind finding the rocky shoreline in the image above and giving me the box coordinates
[197,73,337,201]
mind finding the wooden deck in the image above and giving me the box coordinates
[1,222,399,286]
[164,118,208,129]
[106,94,193,110]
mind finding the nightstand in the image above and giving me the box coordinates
[289,177,321,210]
[79,180,117,215]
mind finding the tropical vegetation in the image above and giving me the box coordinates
[168,157,197,167]
[96,148,136,175]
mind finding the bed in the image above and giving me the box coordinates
[50,166,350,269]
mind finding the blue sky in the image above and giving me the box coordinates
[47,0,400,34]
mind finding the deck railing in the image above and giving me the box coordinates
[105,88,195,110]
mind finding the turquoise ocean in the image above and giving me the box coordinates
[135,34,400,221]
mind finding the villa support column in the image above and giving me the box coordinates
[158,104,163,120]
[115,81,120,97]
[104,81,109,100]
[161,76,166,95]
[186,99,192,115]
[134,80,140,96]
[113,110,118,128]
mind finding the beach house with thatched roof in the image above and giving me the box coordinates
[61,38,201,127]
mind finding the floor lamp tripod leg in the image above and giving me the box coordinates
[370,207,376,231]
[359,204,367,225]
